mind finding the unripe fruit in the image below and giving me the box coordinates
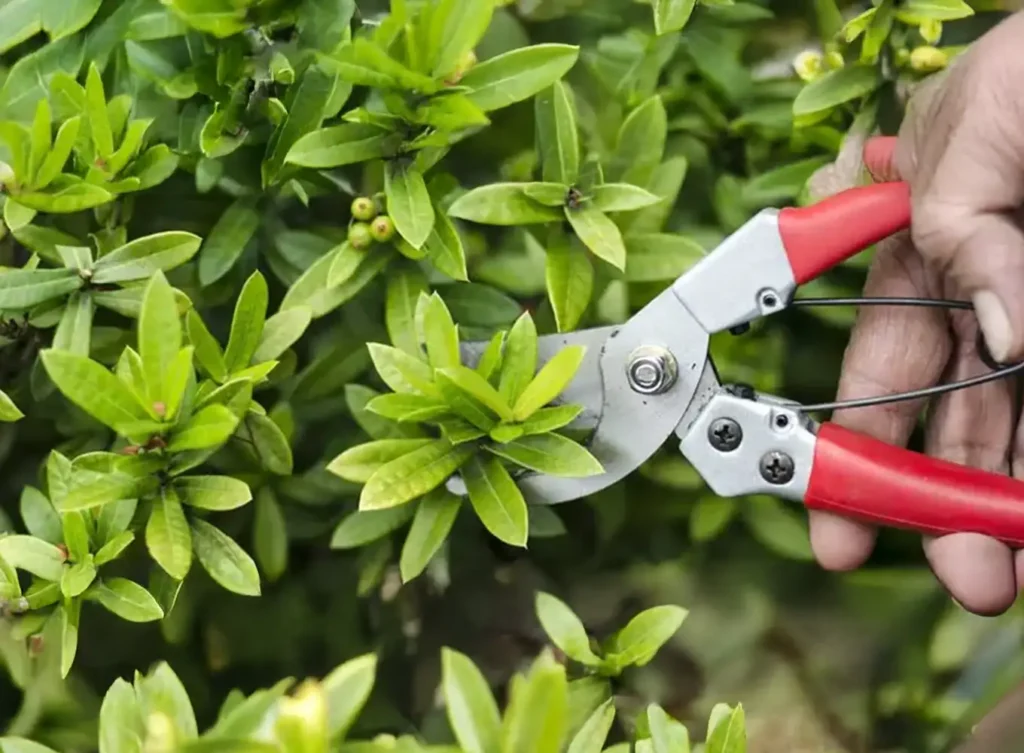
[793,50,824,82]
[370,215,396,242]
[909,45,948,72]
[351,196,377,221]
[348,222,373,249]
[920,19,942,45]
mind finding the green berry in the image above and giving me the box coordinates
[351,196,377,221]
[348,222,373,249]
[369,215,396,243]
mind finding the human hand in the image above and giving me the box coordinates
[807,11,1024,615]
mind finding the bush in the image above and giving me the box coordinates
[0,0,1019,751]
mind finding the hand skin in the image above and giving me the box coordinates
[807,10,1024,616]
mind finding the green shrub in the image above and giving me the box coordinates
[0,0,1017,751]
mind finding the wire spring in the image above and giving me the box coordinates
[781,296,1024,414]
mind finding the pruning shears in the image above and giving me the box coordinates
[456,166,1024,547]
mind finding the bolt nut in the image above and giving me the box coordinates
[625,346,678,395]
[708,417,742,452]
[759,451,795,485]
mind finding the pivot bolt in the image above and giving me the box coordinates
[759,451,795,485]
[708,418,742,452]
[626,346,678,395]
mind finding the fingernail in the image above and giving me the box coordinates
[863,136,898,179]
[974,290,1014,363]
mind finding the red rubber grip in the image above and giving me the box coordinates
[778,182,911,284]
[805,423,1024,546]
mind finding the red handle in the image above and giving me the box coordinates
[805,423,1024,546]
[779,182,911,284]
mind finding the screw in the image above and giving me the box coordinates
[626,346,678,395]
[758,289,780,309]
[708,418,742,452]
[759,451,795,485]
[774,414,789,429]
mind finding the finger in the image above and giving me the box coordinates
[863,136,900,182]
[921,305,1017,615]
[908,37,1024,363]
[808,236,952,570]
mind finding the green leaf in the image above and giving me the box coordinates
[186,309,228,382]
[439,365,513,422]
[58,473,143,513]
[386,264,429,356]
[567,699,616,753]
[253,488,288,582]
[498,312,537,405]
[252,308,312,364]
[536,592,601,665]
[648,704,691,753]
[399,488,460,582]
[191,519,261,597]
[546,233,593,332]
[98,678,144,753]
[512,346,584,421]
[501,650,568,753]
[448,183,562,226]
[94,531,134,566]
[691,497,737,541]
[360,439,474,511]
[429,0,494,78]
[41,350,150,433]
[60,597,80,678]
[462,44,580,112]
[19,487,60,543]
[322,654,377,740]
[146,488,192,581]
[242,413,294,475]
[224,272,268,373]
[330,506,416,549]
[329,438,434,484]
[91,231,202,284]
[624,234,704,283]
[264,59,344,184]
[603,605,687,670]
[33,115,80,191]
[0,267,81,310]
[169,405,239,453]
[138,270,181,406]
[368,342,437,395]
[590,184,662,213]
[488,433,601,477]
[441,647,502,753]
[705,705,745,753]
[61,559,96,598]
[895,0,974,22]
[51,292,94,356]
[0,535,64,581]
[85,62,113,158]
[385,162,434,250]
[0,390,23,422]
[285,123,392,168]
[16,178,114,213]
[743,496,814,560]
[610,96,667,188]
[566,205,626,271]
[86,577,164,622]
[792,63,880,116]
[175,476,252,511]
[654,0,698,34]
[536,81,579,185]
[424,206,469,281]
[135,662,198,740]
[462,454,528,547]
[422,292,461,369]
[366,393,449,422]
[198,198,260,287]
